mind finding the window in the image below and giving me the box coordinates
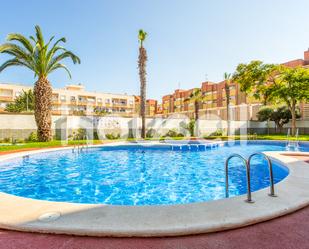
[60,95,66,101]
[70,96,76,101]
[97,98,102,103]
[105,99,110,104]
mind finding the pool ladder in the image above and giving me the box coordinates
[72,134,89,153]
[286,128,300,151]
[225,152,276,203]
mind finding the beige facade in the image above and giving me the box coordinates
[0,83,135,116]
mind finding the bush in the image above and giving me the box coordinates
[180,119,195,137]
[27,132,38,142]
[105,133,120,140]
[3,137,11,143]
[77,128,86,140]
[208,129,224,137]
[146,128,156,138]
[164,129,184,138]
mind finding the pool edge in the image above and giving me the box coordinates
[0,143,308,237]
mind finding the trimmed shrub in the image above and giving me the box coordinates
[27,132,38,142]
[105,133,120,140]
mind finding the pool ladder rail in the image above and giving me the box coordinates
[225,152,276,203]
[72,134,89,153]
[286,128,300,151]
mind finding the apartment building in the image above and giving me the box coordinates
[159,49,309,120]
[0,83,136,115]
[134,96,158,116]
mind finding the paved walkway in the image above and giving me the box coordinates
[0,205,308,249]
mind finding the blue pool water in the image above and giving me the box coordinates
[0,141,307,205]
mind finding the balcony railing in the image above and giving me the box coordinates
[0,96,13,101]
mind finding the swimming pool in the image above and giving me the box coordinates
[0,141,307,205]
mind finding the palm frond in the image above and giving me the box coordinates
[138,29,147,46]
[47,51,80,72]
[45,38,66,64]
[48,63,72,78]
[0,26,79,78]
[35,25,44,47]
[45,36,55,49]
[0,58,31,72]
[6,33,34,53]
[0,43,35,70]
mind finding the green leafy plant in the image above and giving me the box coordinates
[209,129,224,137]
[105,133,120,140]
[180,119,195,137]
[184,89,204,121]
[5,89,34,113]
[27,132,38,142]
[146,128,156,138]
[94,107,108,116]
[163,129,184,138]
[233,62,309,135]
[257,106,301,133]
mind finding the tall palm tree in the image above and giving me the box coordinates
[0,25,80,141]
[138,29,148,138]
[185,88,203,121]
[224,72,232,136]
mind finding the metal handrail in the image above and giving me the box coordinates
[72,133,78,152]
[81,134,89,151]
[225,154,253,203]
[248,152,276,197]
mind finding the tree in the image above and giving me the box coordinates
[270,66,309,135]
[185,88,203,121]
[224,72,232,136]
[184,88,204,137]
[5,89,34,112]
[257,106,301,133]
[233,61,277,105]
[256,106,273,134]
[233,61,309,135]
[0,25,80,141]
[138,30,148,139]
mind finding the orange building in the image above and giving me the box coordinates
[158,49,309,120]
[134,96,158,116]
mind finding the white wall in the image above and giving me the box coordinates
[0,114,308,139]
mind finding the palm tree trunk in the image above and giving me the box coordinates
[138,46,147,138]
[34,76,53,141]
[194,101,199,121]
[225,83,230,136]
[194,101,199,137]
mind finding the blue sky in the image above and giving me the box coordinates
[0,0,309,100]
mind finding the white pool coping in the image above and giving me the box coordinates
[0,142,308,237]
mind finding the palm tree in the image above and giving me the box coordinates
[224,72,232,136]
[138,30,148,139]
[185,88,203,121]
[0,25,80,141]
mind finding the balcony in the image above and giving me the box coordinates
[0,96,13,102]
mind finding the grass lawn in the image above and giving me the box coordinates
[205,134,309,141]
[0,134,308,153]
[0,140,105,153]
